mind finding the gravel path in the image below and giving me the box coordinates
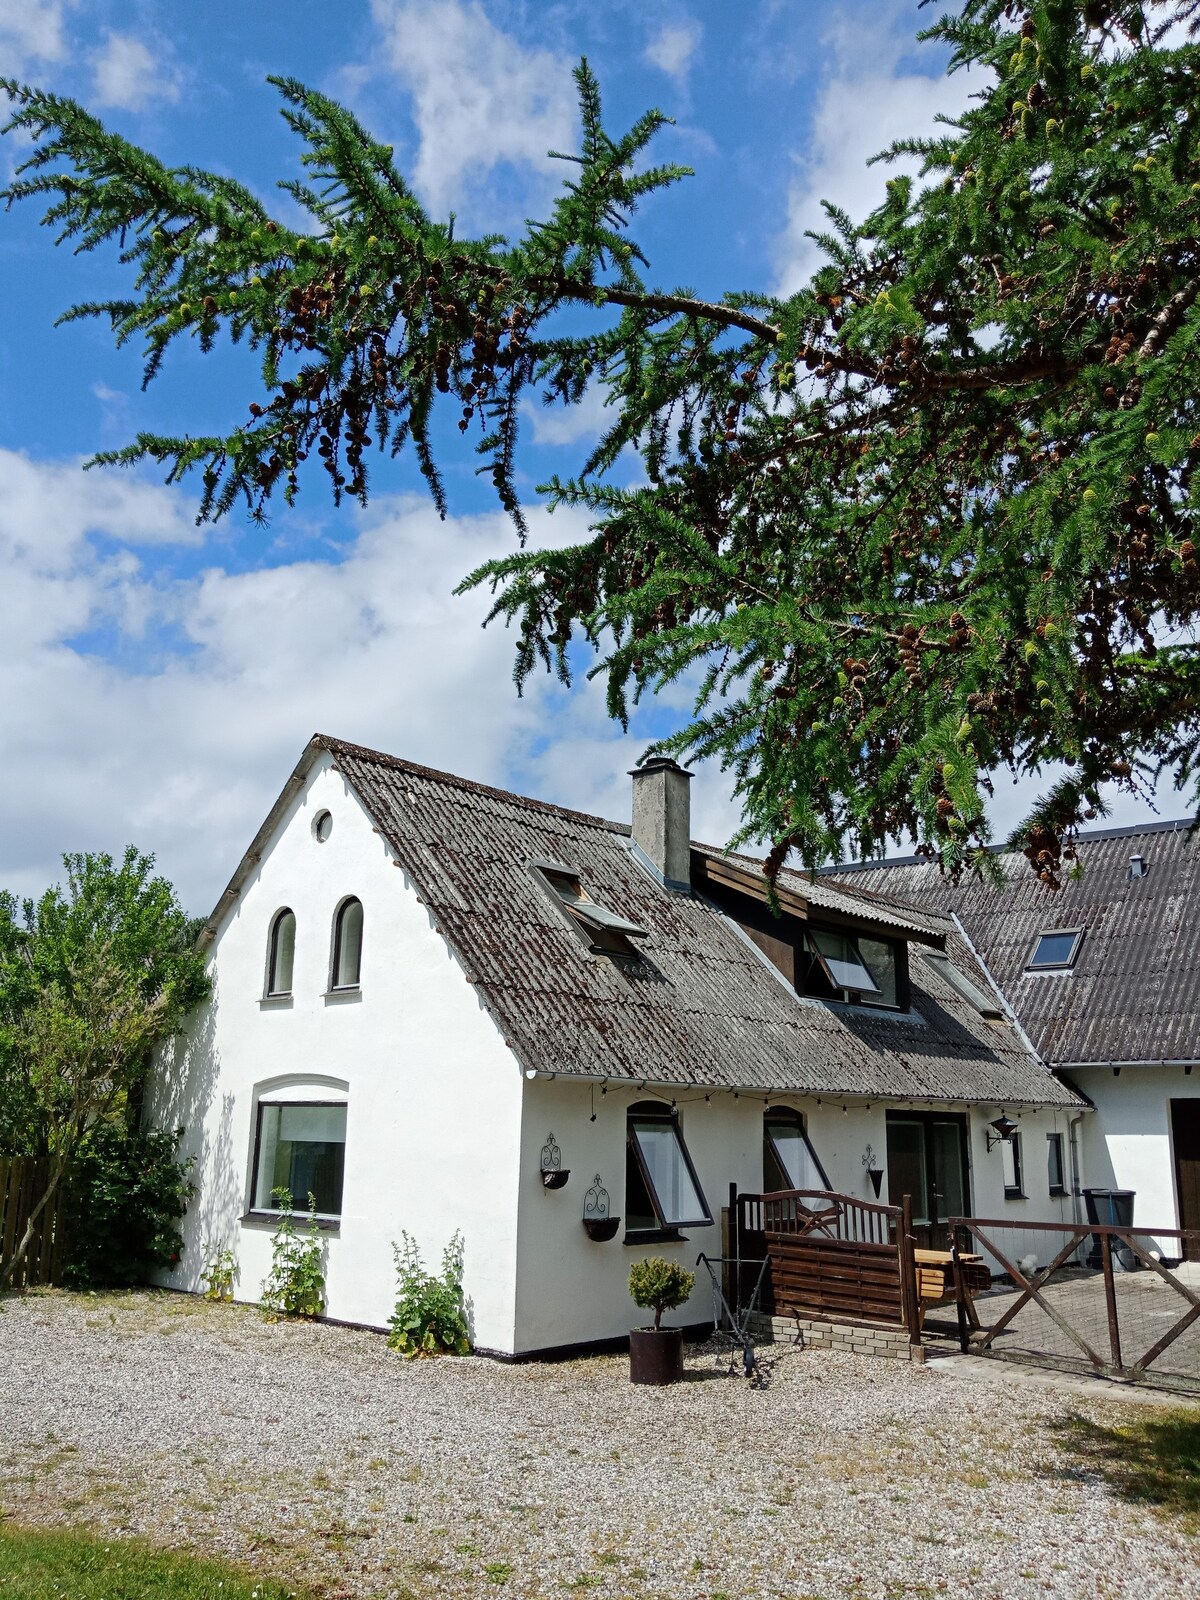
[0,1290,1195,1600]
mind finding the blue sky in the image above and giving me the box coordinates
[0,0,1178,913]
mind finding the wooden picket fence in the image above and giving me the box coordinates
[0,1156,68,1289]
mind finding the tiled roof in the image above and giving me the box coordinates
[825,821,1200,1067]
[280,735,1079,1106]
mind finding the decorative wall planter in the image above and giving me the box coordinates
[583,1216,620,1242]
[629,1327,684,1385]
[540,1133,568,1189]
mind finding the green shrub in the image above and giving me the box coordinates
[628,1256,695,1331]
[63,1124,196,1288]
[260,1189,325,1318]
[387,1230,470,1357]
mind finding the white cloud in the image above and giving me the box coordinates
[0,449,747,913]
[90,30,181,112]
[366,0,577,219]
[0,0,67,75]
[774,9,977,296]
[644,19,702,82]
[524,383,612,448]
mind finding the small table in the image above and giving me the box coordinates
[913,1248,990,1329]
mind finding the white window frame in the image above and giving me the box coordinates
[763,1109,831,1193]
[329,896,364,990]
[1026,928,1085,971]
[250,1098,348,1222]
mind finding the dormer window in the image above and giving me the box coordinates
[537,864,648,958]
[800,927,903,1010]
[1026,928,1084,972]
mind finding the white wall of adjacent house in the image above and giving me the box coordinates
[146,751,524,1352]
[511,1078,1078,1353]
[1069,1066,1200,1253]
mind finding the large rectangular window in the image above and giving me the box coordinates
[253,1102,347,1219]
[764,1110,830,1193]
[626,1108,712,1237]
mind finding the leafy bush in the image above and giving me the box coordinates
[63,1124,195,1288]
[201,1245,238,1302]
[260,1190,325,1319]
[387,1231,470,1358]
[628,1256,695,1331]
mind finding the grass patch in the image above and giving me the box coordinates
[1051,1406,1200,1531]
[0,1521,308,1599]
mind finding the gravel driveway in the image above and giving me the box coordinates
[0,1291,1195,1600]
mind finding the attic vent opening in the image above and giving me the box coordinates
[1128,853,1148,880]
[537,865,649,959]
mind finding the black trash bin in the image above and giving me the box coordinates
[1082,1187,1138,1270]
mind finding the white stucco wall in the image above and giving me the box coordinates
[1070,1066,1200,1250]
[510,1080,1079,1353]
[147,753,524,1352]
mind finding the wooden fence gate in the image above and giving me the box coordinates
[735,1187,922,1343]
[949,1216,1200,1395]
[0,1156,68,1289]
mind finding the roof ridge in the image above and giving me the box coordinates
[315,733,630,834]
[824,815,1195,874]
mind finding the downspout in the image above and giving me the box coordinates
[1067,1110,1085,1228]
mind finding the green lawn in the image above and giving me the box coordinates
[1052,1405,1200,1534]
[0,1523,309,1600]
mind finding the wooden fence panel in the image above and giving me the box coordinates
[0,1156,68,1289]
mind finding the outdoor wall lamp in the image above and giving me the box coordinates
[985,1115,1019,1151]
[540,1132,570,1189]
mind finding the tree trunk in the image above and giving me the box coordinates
[0,1150,68,1291]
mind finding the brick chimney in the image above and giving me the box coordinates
[630,758,693,892]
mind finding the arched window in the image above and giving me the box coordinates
[763,1107,830,1193]
[266,909,296,996]
[330,897,363,990]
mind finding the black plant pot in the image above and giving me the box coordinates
[867,1168,884,1199]
[541,1169,570,1190]
[629,1326,684,1385]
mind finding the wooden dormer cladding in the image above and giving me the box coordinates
[691,850,945,1011]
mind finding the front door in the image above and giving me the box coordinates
[886,1112,970,1250]
[1171,1099,1200,1261]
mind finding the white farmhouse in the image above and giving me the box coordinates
[149,734,1085,1356]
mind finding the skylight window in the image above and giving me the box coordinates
[922,951,1004,1018]
[1026,929,1084,971]
[538,865,648,956]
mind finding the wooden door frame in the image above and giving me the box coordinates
[885,1110,971,1248]
[1170,1098,1200,1262]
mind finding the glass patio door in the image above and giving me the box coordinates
[885,1112,969,1249]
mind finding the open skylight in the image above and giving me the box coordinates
[922,950,1004,1018]
[538,865,648,955]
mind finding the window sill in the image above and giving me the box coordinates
[323,986,362,1005]
[241,1211,341,1234]
[1003,1188,1026,1201]
[1049,1186,1068,1198]
[623,1226,708,1246]
[259,994,294,1009]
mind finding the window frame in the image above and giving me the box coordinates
[763,1107,831,1193]
[921,950,1004,1019]
[249,1098,347,1224]
[1025,928,1085,972]
[1047,1131,1067,1197]
[801,924,908,1012]
[1001,1130,1025,1199]
[625,1103,712,1241]
[265,907,296,998]
[531,860,648,960]
[329,896,364,991]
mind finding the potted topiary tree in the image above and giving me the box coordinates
[627,1256,696,1385]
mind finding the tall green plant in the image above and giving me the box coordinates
[260,1189,325,1319]
[64,1124,196,1288]
[387,1231,469,1357]
[3,4,1199,879]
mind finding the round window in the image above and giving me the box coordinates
[312,810,333,843]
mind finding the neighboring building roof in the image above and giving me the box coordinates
[202,734,1077,1106]
[826,820,1200,1068]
